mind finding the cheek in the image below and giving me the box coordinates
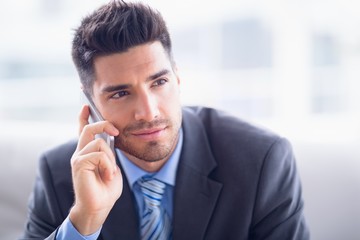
[105,107,130,131]
[166,81,181,102]
[162,87,181,112]
[163,93,182,125]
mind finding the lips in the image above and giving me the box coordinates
[130,127,167,141]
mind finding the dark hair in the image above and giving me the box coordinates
[71,0,173,94]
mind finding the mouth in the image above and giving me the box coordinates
[131,127,167,141]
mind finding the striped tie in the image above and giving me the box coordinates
[138,177,171,240]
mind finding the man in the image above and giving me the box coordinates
[21,1,309,239]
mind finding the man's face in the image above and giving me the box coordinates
[91,41,182,169]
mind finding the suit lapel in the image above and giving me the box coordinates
[172,109,223,239]
[100,166,140,240]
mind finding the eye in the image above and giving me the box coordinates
[110,90,129,99]
[152,79,168,87]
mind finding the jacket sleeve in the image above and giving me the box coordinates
[250,137,310,240]
[19,153,64,240]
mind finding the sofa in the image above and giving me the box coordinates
[1,121,359,240]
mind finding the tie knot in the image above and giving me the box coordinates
[138,177,166,207]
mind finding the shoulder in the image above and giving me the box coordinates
[182,106,283,149]
[181,106,294,173]
[42,139,78,161]
[38,139,77,182]
[26,139,78,234]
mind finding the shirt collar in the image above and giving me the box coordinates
[116,128,183,189]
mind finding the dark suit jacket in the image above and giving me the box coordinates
[21,107,309,239]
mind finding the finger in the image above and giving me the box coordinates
[77,121,119,152]
[78,138,116,165]
[72,152,117,181]
[78,105,90,136]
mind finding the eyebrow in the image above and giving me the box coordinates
[101,69,171,93]
[101,83,131,93]
[147,69,170,81]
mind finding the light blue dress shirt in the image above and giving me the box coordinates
[56,129,183,240]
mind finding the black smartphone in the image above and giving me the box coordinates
[82,90,115,154]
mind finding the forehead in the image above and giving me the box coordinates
[93,41,172,82]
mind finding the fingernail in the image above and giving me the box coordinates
[112,126,119,135]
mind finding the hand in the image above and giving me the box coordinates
[69,105,123,235]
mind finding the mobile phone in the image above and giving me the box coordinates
[82,90,115,154]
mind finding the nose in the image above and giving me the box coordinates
[134,91,159,122]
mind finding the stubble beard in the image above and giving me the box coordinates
[115,112,182,163]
